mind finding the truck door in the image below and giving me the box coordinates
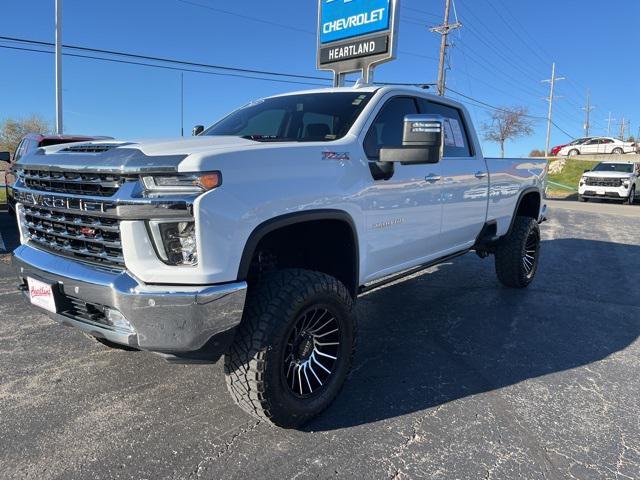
[361,96,444,282]
[418,99,489,250]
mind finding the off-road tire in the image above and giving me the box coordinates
[495,216,540,288]
[224,269,356,428]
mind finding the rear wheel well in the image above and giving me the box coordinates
[242,218,359,298]
[515,190,541,220]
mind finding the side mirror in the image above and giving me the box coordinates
[192,125,205,136]
[0,151,10,163]
[380,115,444,165]
[583,169,591,173]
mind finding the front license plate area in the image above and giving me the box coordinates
[27,277,57,313]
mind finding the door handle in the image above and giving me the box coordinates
[425,174,442,183]
[474,171,488,179]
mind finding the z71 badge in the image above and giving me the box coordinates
[322,151,350,161]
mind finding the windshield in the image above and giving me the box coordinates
[592,163,634,173]
[570,137,590,145]
[203,92,373,142]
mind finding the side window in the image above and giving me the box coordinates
[586,139,599,145]
[602,139,613,144]
[417,99,472,157]
[364,97,419,159]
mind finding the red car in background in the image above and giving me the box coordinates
[1,133,112,214]
[550,137,593,157]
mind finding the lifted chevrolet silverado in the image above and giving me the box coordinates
[12,86,547,428]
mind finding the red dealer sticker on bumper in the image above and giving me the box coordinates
[27,277,57,314]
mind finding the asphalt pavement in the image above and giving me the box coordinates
[0,200,638,480]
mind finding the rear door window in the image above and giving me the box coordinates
[417,99,472,157]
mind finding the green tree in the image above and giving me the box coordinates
[0,115,51,159]
[482,107,535,158]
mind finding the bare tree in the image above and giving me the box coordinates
[482,107,535,158]
[0,115,51,158]
[529,149,546,157]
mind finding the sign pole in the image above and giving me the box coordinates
[55,0,63,134]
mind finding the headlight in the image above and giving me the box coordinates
[148,220,197,266]
[141,172,221,193]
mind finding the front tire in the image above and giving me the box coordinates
[578,195,588,202]
[224,269,355,428]
[568,149,579,157]
[495,216,541,288]
[627,187,636,205]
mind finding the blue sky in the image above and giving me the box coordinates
[1,0,638,157]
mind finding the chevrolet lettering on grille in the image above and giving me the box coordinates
[16,191,107,213]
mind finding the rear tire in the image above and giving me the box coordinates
[495,216,541,288]
[612,148,623,155]
[224,269,355,428]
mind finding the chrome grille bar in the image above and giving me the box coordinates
[23,206,120,232]
[22,168,132,197]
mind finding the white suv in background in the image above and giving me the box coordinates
[560,137,637,156]
[579,161,640,204]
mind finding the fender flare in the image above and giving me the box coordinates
[505,187,542,237]
[237,209,360,293]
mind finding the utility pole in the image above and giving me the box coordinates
[605,112,615,136]
[430,0,462,96]
[180,72,184,137]
[582,89,595,137]
[542,63,565,157]
[618,116,627,140]
[55,0,63,134]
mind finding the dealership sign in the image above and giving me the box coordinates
[317,0,400,85]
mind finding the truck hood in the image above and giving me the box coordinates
[17,136,266,173]
[583,171,634,179]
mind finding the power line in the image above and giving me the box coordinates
[175,0,439,62]
[0,41,435,90]
[0,44,329,87]
[446,87,575,138]
[177,0,313,35]
[0,35,331,81]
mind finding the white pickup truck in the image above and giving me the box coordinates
[578,161,639,204]
[11,86,547,427]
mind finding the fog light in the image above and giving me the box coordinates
[105,308,134,333]
[149,221,198,266]
[622,181,630,189]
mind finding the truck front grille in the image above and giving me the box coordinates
[585,177,623,187]
[22,169,131,197]
[22,205,124,268]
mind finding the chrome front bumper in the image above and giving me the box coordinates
[13,244,247,353]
